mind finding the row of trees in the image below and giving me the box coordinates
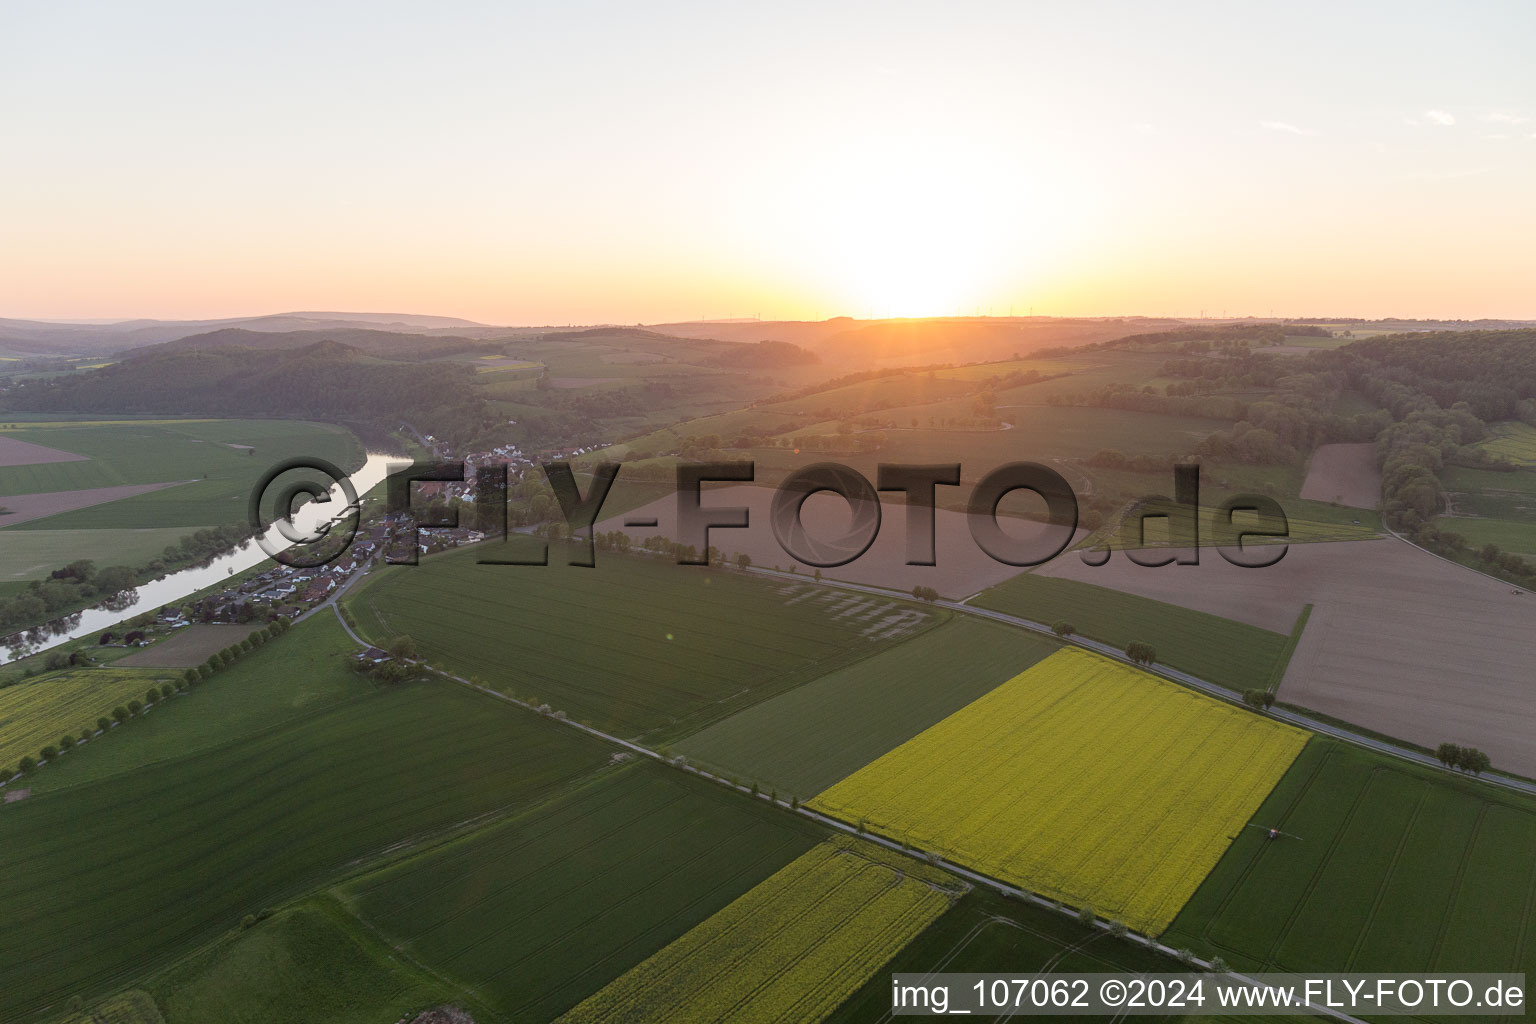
[1434,742,1492,775]
[8,620,279,779]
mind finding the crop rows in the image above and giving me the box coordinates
[558,840,953,1024]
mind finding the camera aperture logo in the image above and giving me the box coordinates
[251,458,1290,572]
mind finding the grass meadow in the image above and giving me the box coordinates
[150,898,452,1024]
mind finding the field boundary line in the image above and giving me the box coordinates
[339,601,1368,1024]
[1266,602,1312,694]
[739,567,1536,798]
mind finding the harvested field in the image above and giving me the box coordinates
[1034,537,1536,776]
[1298,443,1380,509]
[0,435,87,468]
[0,481,190,526]
[599,484,1080,599]
[116,624,257,668]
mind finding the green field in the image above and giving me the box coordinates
[1164,738,1536,976]
[340,761,823,1021]
[0,418,362,531]
[0,675,610,1020]
[1473,421,1536,467]
[346,548,937,742]
[57,989,165,1024]
[18,615,375,795]
[973,572,1289,691]
[677,617,1057,796]
[0,528,191,582]
[1432,515,1536,557]
[151,899,452,1024]
[1442,465,1536,518]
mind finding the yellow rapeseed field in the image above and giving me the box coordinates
[808,649,1308,935]
[558,838,957,1024]
[0,669,174,773]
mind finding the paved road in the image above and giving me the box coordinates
[328,562,1378,1021]
[746,567,1536,798]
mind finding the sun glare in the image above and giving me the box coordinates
[767,137,1077,319]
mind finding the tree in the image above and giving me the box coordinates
[145,687,161,705]
[160,683,175,699]
[59,735,74,750]
[736,552,752,570]
[197,664,212,681]
[1435,742,1461,768]
[97,717,111,732]
[388,635,419,661]
[41,744,58,761]
[112,706,129,724]
[1051,620,1076,638]
[1454,746,1491,775]
[1242,689,1275,711]
[127,699,143,716]
[911,585,939,602]
[1125,641,1156,666]
[18,755,36,775]
[183,669,198,687]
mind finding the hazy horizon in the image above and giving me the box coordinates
[4,0,1533,323]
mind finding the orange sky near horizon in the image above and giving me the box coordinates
[2,2,1533,325]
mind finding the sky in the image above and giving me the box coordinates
[2,0,1533,324]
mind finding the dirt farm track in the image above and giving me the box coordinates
[1036,538,1536,777]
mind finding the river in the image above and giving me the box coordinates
[2,452,406,665]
